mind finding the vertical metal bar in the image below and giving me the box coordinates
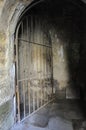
[34,45,36,110]
[37,46,39,108]
[33,45,35,111]
[43,26,45,105]
[41,45,43,105]
[33,16,37,111]
[38,17,40,108]
[25,18,28,115]
[32,16,34,111]
[35,17,39,109]
[31,16,34,112]
[33,17,36,111]
[23,81,26,118]
[38,45,40,106]
[43,49,45,104]
[36,45,38,108]
[46,47,49,102]
[41,20,44,106]
[38,17,41,107]
[28,80,31,114]
[16,84,20,121]
[40,46,42,106]
[29,16,32,114]
[50,48,52,95]
[29,16,32,113]
[19,23,24,118]
[51,45,53,96]
[16,22,22,122]
[48,48,52,96]
[24,17,28,115]
[46,47,48,102]
[39,19,42,106]
[49,48,51,96]
[21,20,26,118]
[33,86,35,111]
[43,20,46,104]
[42,22,44,105]
[27,16,30,114]
[44,47,46,104]
[21,21,24,80]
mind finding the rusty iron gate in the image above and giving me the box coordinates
[15,15,54,121]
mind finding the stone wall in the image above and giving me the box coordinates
[46,8,82,99]
[0,0,33,130]
[0,0,86,130]
[51,15,81,99]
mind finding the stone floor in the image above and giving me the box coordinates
[10,99,86,130]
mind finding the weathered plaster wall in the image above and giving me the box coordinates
[46,10,82,99]
[52,31,70,98]
[0,0,33,130]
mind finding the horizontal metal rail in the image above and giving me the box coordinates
[21,97,55,123]
[18,38,52,48]
[18,74,52,82]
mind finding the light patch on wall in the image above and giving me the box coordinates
[52,38,69,91]
[81,0,86,3]
[0,32,6,44]
[58,45,64,62]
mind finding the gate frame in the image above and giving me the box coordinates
[15,14,54,122]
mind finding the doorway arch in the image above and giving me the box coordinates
[15,2,54,122]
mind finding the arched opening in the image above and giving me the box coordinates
[15,0,84,123]
[15,1,54,122]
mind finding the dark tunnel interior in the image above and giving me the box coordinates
[16,0,86,128]
[24,0,86,101]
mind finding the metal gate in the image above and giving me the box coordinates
[15,15,53,121]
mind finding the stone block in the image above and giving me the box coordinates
[79,128,85,130]
[10,123,24,130]
[82,121,86,128]
[0,100,14,130]
[66,86,80,99]
[28,125,50,130]
[48,117,73,130]
[56,91,66,99]
[0,85,11,105]
[64,111,83,120]
[28,113,49,127]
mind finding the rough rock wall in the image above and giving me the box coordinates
[0,0,33,130]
